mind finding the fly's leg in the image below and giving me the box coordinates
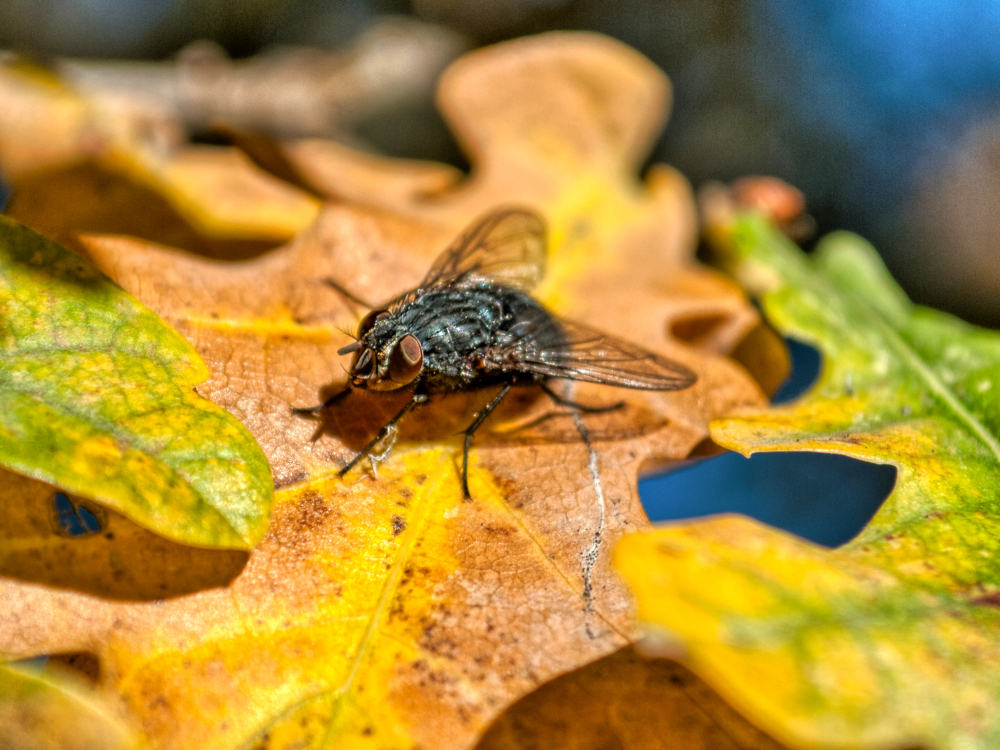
[291,387,352,414]
[539,381,624,414]
[339,392,428,479]
[461,384,512,499]
[325,278,374,310]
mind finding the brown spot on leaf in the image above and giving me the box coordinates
[974,592,1000,609]
[295,492,331,531]
[392,515,407,536]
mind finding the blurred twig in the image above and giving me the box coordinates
[54,18,468,142]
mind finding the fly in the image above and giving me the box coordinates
[294,207,696,498]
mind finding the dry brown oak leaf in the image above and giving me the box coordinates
[475,646,788,750]
[0,33,776,750]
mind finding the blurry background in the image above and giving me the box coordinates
[6,0,1000,324]
[3,0,996,544]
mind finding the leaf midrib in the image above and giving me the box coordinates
[338,459,447,692]
[842,285,1000,467]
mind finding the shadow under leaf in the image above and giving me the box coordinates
[0,469,248,600]
[475,646,789,750]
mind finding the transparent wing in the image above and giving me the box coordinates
[491,315,697,391]
[420,208,547,293]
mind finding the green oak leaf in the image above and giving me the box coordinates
[615,213,1000,750]
[0,216,272,548]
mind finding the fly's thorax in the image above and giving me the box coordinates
[348,311,424,391]
[397,284,513,363]
[344,282,563,391]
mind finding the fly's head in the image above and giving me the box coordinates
[338,309,424,391]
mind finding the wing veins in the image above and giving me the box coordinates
[491,319,697,391]
[418,207,547,293]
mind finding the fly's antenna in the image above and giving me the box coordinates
[324,278,374,316]
[335,324,358,340]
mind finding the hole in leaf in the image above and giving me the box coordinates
[50,493,106,537]
[45,652,101,685]
[1,474,249,601]
[0,170,10,213]
[771,338,821,404]
[639,452,896,548]
[670,312,729,346]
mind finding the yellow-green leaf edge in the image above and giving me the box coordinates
[0,663,137,750]
[0,216,272,548]
[616,213,1000,750]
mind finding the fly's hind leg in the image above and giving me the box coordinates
[461,384,512,499]
[339,392,428,479]
[539,381,624,414]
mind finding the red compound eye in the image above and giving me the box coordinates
[388,335,423,384]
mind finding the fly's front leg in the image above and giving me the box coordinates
[339,391,428,479]
[325,278,375,310]
[539,381,623,414]
[461,384,512,499]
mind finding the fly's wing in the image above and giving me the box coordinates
[419,208,547,293]
[493,316,697,391]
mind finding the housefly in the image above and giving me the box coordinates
[294,207,696,497]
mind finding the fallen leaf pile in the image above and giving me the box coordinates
[0,33,787,749]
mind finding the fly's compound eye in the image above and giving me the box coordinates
[357,309,391,338]
[353,348,376,378]
[388,335,423,384]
